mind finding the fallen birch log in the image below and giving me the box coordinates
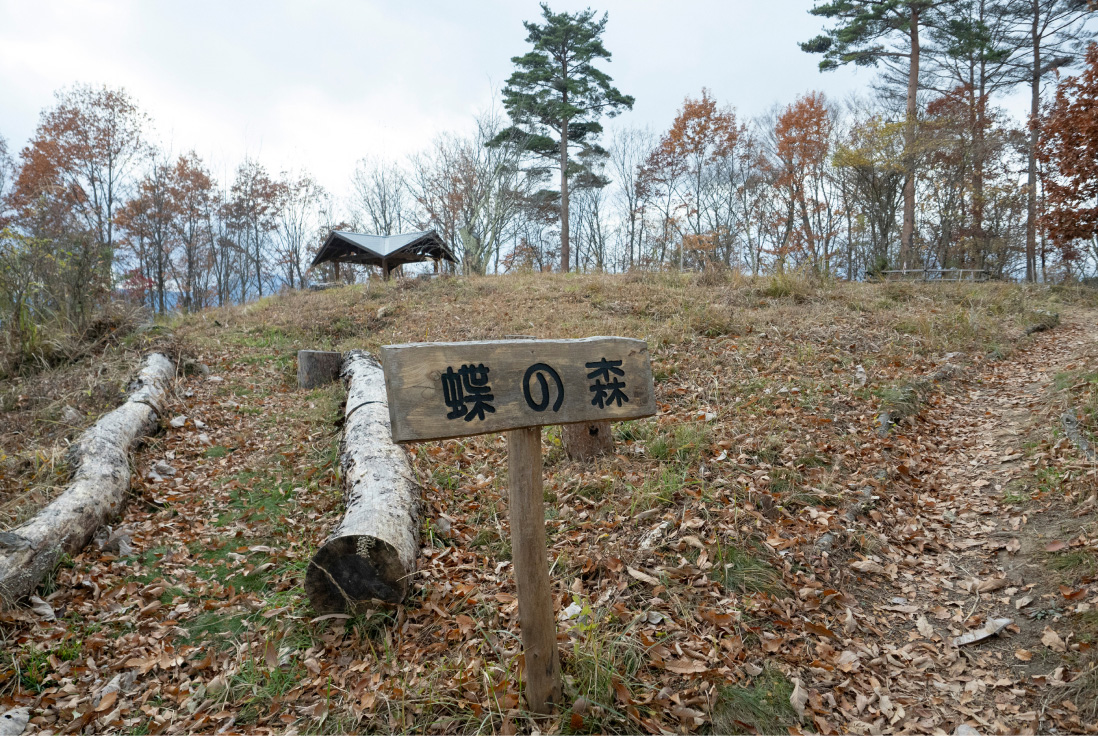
[0,353,175,605]
[305,351,421,613]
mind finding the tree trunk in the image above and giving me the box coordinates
[0,353,175,606]
[297,350,343,390]
[560,118,570,273]
[561,420,614,461]
[1026,6,1041,283]
[305,351,421,613]
[900,8,920,271]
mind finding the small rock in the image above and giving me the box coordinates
[169,415,187,429]
[61,405,82,424]
[432,517,452,535]
[197,433,212,445]
[193,418,206,429]
[146,470,163,483]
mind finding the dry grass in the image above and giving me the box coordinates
[0,309,179,529]
[6,271,1098,733]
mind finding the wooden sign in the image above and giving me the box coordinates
[379,336,655,715]
[379,337,656,443]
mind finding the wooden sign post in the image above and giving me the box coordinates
[380,337,656,713]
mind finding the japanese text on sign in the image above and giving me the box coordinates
[379,337,656,443]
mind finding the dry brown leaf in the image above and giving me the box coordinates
[790,677,808,718]
[664,658,708,674]
[916,615,934,638]
[850,559,886,574]
[1041,627,1066,653]
[1015,649,1034,661]
[95,691,117,713]
[27,596,55,621]
[952,617,1012,647]
[626,566,660,586]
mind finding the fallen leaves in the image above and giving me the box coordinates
[625,566,660,586]
[1041,627,1067,653]
[789,677,808,718]
[916,615,934,638]
[952,618,1013,647]
[3,281,1095,736]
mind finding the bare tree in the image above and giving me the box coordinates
[608,126,653,269]
[350,157,410,236]
[274,171,327,289]
[410,110,530,275]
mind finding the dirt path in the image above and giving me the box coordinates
[848,311,1098,734]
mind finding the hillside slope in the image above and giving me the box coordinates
[2,273,1096,734]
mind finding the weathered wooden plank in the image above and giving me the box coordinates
[379,337,655,443]
[506,426,561,713]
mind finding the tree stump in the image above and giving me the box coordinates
[298,350,342,389]
[304,351,421,613]
[562,420,614,460]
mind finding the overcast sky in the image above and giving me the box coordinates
[0,0,1028,201]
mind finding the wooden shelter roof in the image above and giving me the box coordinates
[310,230,456,270]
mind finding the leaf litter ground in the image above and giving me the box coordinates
[1,274,1097,734]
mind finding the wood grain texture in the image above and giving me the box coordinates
[562,420,614,460]
[0,353,175,605]
[506,426,562,713]
[297,350,342,389]
[304,351,421,613]
[380,337,655,443]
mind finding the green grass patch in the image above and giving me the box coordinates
[646,421,710,466]
[181,609,252,647]
[710,542,784,596]
[1048,550,1097,576]
[204,445,229,458]
[709,666,802,735]
[563,611,644,733]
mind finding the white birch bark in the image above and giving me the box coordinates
[305,351,420,613]
[0,353,175,605]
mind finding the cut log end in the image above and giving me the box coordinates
[561,420,614,461]
[305,536,408,613]
[304,351,421,615]
[298,350,343,389]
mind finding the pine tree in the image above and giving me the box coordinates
[802,1,957,270]
[492,3,633,272]
[999,0,1093,282]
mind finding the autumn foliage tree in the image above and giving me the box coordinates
[1039,43,1098,270]
[643,89,742,269]
[769,92,839,273]
[9,85,148,323]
